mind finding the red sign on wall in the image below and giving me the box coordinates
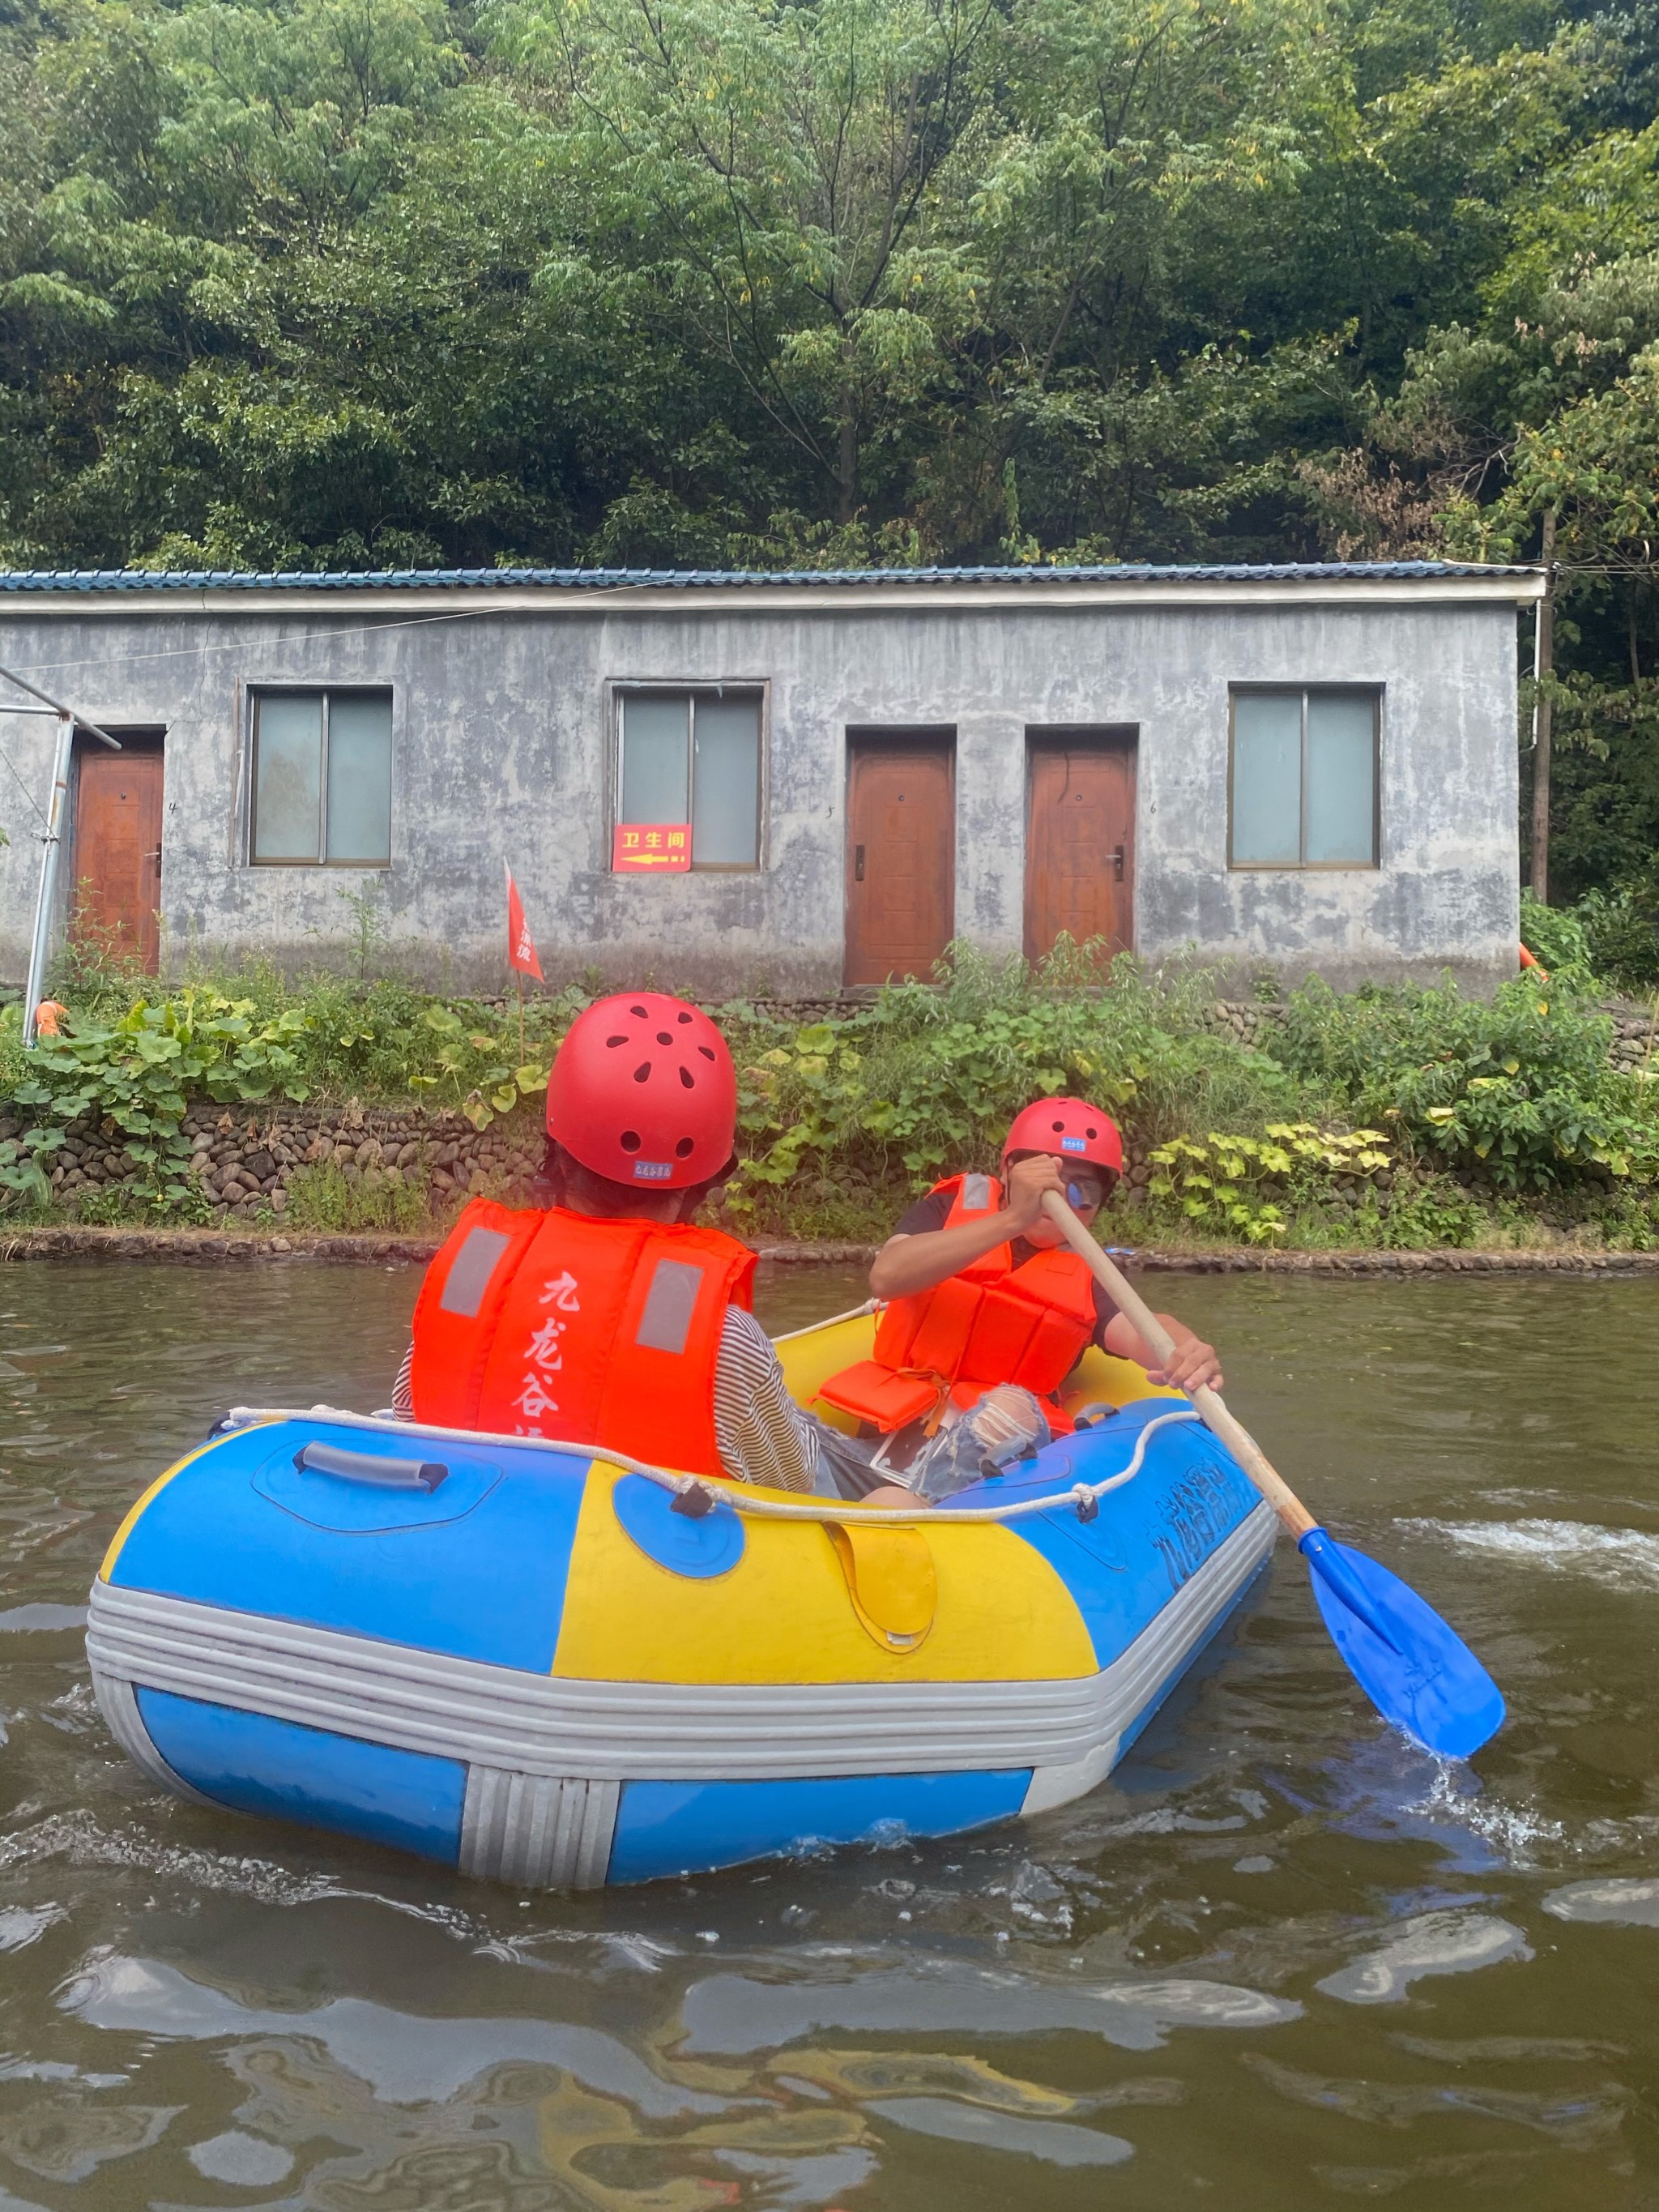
[612,823,691,873]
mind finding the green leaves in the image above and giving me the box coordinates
[1147,1123,1389,1242]
[1274,973,1656,1191]
[0,985,329,1200]
[8,0,1598,579]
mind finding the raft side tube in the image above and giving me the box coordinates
[89,1375,1275,1885]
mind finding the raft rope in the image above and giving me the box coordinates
[221,1403,1202,1527]
[767,1298,881,1343]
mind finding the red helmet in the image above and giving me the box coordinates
[547,993,737,1189]
[1001,1095,1124,1184]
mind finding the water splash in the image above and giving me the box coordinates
[1401,1518,1659,1595]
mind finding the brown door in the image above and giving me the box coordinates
[72,735,164,973]
[1024,728,1137,965]
[845,733,955,984]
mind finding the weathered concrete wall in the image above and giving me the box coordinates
[0,589,1521,993]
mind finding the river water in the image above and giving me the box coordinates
[2,1258,1657,2208]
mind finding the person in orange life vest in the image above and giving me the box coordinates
[398,992,890,1499]
[818,1097,1222,1501]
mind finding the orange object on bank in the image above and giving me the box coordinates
[1519,942,1550,980]
[33,1000,67,1037]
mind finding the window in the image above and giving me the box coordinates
[616,690,761,869]
[1229,688,1378,868]
[250,690,392,865]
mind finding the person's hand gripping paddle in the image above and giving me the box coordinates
[1041,1190,1504,1759]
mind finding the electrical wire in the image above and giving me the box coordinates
[0,583,672,690]
[0,745,50,832]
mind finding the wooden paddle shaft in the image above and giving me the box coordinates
[1040,1192,1317,1540]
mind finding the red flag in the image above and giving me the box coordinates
[505,863,544,981]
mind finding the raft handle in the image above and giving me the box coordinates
[294,1441,449,1492]
[670,1480,717,1518]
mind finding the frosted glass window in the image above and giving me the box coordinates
[1230,693,1303,865]
[252,696,323,861]
[1305,693,1377,863]
[692,696,761,865]
[325,696,393,864]
[616,690,764,869]
[621,696,690,823]
[1229,687,1378,868]
[250,690,392,865]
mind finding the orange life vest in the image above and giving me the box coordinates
[817,1172,1099,1433]
[408,1197,756,1477]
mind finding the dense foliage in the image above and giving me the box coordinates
[4,944,1657,1247]
[2,0,1659,913]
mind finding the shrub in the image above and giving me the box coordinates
[1271,976,1655,1191]
[1575,886,1659,990]
[7,988,316,1205]
[1519,895,1596,984]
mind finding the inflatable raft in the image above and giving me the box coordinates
[87,1311,1275,1887]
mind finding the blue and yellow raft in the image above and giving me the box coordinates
[87,1313,1275,1887]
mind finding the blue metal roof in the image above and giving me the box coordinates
[0,560,1534,593]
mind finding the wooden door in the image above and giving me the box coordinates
[72,737,164,973]
[1024,730,1137,964]
[844,735,955,985]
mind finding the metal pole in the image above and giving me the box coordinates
[3,665,122,1049]
[1529,510,1556,903]
[0,663,123,752]
[22,713,74,1048]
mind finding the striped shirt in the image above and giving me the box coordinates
[390,1305,821,1492]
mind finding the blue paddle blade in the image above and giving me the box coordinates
[1299,1527,1505,1761]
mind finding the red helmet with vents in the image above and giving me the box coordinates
[1001,1095,1124,1185]
[547,993,738,1189]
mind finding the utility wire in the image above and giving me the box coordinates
[0,588,668,689]
[0,744,50,831]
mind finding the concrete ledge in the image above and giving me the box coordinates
[5,1225,1659,1275]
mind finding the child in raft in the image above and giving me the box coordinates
[813,1098,1225,1501]
[393,990,890,1500]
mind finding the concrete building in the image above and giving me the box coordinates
[0,561,1542,997]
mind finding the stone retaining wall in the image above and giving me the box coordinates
[0,1099,545,1220]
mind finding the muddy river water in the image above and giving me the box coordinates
[2,1258,1658,2209]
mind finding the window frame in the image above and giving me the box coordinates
[247,685,394,869]
[608,681,769,873]
[1226,684,1381,871]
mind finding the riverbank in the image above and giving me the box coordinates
[10,1222,1659,1273]
[6,937,1659,1254]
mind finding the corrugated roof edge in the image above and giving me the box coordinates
[0,560,1537,591]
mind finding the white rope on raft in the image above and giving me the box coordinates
[767,1297,881,1343]
[222,1403,1201,1527]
